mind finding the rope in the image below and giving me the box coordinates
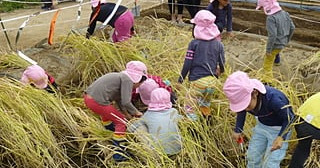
[0,1,91,23]
[0,18,89,32]
[0,1,319,33]
[100,0,123,29]
[15,11,40,46]
[290,15,320,24]
[2,0,75,4]
[0,17,13,50]
[17,50,38,65]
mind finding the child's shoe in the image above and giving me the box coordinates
[177,20,186,26]
[111,137,131,162]
[102,121,115,132]
[199,106,211,116]
[274,54,281,66]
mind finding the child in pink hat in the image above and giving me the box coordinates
[223,71,294,167]
[178,10,225,119]
[21,65,58,93]
[87,3,134,43]
[256,0,295,80]
[129,88,182,155]
[83,60,147,162]
[131,74,177,111]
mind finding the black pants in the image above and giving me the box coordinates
[216,22,224,33]
[41,0,52,8]
[185,0,201,18]
[168,0,201,18]
[288,118,320,168]
[168,0,185,15]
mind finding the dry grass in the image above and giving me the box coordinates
[0,17,319,167]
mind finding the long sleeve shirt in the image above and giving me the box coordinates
[234,86,294,139]
[85,72,138,115]
[178,39,225,83]
[207,2,233,32]
[266,10,295,53]
[297,92,320,129]
[141,108,182,155]
[87,3,128,35]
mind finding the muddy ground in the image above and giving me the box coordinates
[143,2,320,47]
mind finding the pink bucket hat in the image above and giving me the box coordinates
[190,10,220,40]
[256,0,282,15]
[137,78,160,105]
[122,61,147,83]
[223,71,266,112]
[148,88,172,111]
[21,65,48,89]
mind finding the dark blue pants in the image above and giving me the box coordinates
[289,118,320,168]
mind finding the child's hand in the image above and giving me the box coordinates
[123,111,133,120]
[271,136,283,151]
[216,65,221,77]
[174,83,182,91]
[232,132,242,142]
[134,111,143,118]
[226,32,234,38]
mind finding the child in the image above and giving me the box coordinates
[86,3,134,42]
[132,75,176,110]
[223,71,294,167]
[83,61,147,162]
[256,0,295,79]
[132,88,182,156]
[178,10,225,119]
[207,0,233,36]
[288,93,320,168]
[168,0,185,24]
[21,64,58,93]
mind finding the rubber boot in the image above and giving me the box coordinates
[111,136,131,162]
[262,53,276,83]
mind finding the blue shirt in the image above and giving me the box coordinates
[207,2,233,32]
[234,86,294,139]
[142,108,182,155]
[178,39,225,83]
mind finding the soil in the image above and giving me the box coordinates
[0,0,320,92]
[1,1,319,50]
[143,2,320,47]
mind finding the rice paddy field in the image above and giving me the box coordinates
[0,2,320,168]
